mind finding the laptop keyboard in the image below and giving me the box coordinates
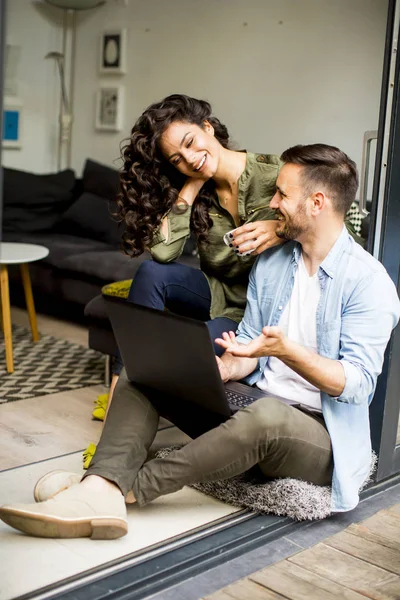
[225,389,256,409]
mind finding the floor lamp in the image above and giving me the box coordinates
[43,0,106,169]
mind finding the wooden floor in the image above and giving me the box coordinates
[1,309,104,470]
[204,504,400,600]
[0,384,104,470]
[11,306,88,346]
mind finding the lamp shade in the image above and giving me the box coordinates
[44,0,106,9]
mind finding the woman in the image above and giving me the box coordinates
[117,94,283,348]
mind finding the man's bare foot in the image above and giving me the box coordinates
[126,490,136,504]
[81,474,122,495]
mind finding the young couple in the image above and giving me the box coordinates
[1,95,399,539]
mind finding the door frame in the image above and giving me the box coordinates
[0,0,5,238]
[368,0,400,479]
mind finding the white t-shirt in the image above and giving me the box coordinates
[256,253,322,410]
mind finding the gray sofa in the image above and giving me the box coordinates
[2,159,199,323]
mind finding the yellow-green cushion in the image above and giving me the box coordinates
[101,279,133,299]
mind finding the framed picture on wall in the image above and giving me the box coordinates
[2,98,22,149]
[95,85,124,131]
[99,29,127,75]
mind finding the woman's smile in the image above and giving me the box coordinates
[193,153,207,172]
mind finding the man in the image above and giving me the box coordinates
[1,144,399,539]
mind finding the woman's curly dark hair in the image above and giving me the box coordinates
[116,94,231,257]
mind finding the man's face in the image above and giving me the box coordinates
[270,163,311,241]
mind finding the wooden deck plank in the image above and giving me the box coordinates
[325,530,400,575]
[251,561,366,600]
[202,591,236,600]
[203,504,400,600]
[250,562,366,600]
[345,523,400,553]
[206,579,288,599]
[387,504,400,517]
[359,511,400,546]
[288,543,400,599]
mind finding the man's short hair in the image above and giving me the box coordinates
[281,144,359,215]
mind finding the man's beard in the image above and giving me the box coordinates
[276,220,304,240]
[275,207,308,241]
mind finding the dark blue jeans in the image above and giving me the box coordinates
[113,260,238,374]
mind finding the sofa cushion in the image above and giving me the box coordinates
[59,192,123,247]
[41,235,113,268]
[68,251,199,283]
[2,231,111,266]
[82,159,120,200]
[60,250,150,283]
[2,167,77,233]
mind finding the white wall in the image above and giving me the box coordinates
[2,0,388,177]
[70,0,388,179]
[2,0,63,173]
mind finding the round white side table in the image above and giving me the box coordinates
[0,242,49,373]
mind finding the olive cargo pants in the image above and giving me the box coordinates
[84,370,333,505]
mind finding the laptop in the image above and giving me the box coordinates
[104,296,303,417]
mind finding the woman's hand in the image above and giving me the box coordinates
[232,220,283,255]
[177,178,207,207]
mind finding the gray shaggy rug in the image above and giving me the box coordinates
[155,447,377,522]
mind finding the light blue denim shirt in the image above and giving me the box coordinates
[236,226,400,512]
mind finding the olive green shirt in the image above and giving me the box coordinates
[150,151,358,324]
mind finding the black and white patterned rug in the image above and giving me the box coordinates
[0,326,105,403]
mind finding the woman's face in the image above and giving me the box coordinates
[159,120,221,179]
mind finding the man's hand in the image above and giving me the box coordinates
[232,221,283,255]
[216,356,230,383]
[215,331,238,382]
[216,327,288,359]
[215,331,258,382]
[217,329,346,397]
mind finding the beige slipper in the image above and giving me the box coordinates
[34,470,83,502]
[0,484,128,539]
[34,470,136,505]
